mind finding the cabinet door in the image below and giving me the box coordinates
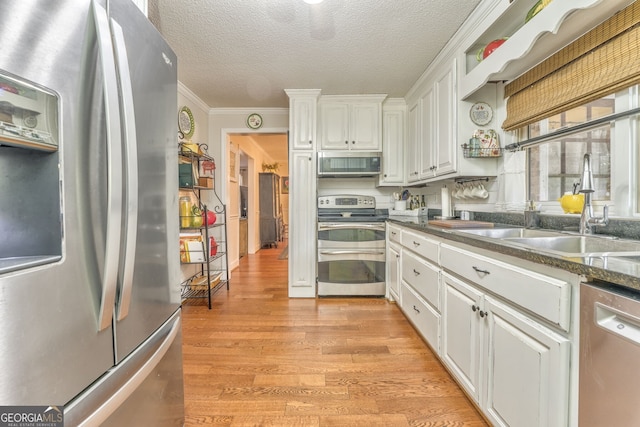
[350,102,380,150]
[442,273,483,402]
[406,101,421,182]
[290,96,317,150]
[434,59,456,176]
[380,107,404,185]
[288,151,317,297]
[419,87,435,179]
[319,102,350,150]
[484,296,570,427]
[387,242,401,302]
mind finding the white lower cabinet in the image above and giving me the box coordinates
[387,242,401,302]
[388,224,576,427]
[401,281,440,354]
[442,272,571,427]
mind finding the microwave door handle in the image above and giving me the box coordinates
[93,1,123,332]
[110,19,138,322]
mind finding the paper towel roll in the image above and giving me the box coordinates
[441,186,451,217]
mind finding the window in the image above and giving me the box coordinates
[527,96,613,202]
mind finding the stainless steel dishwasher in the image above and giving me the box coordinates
[580,282,640,426]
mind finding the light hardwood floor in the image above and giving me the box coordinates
[182,243,488,426]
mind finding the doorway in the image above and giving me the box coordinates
[225,132,289,268]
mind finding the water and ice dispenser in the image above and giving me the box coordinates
[0,72,61,273]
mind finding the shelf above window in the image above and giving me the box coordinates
[461,0,635,100]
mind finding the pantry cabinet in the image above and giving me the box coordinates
[286,90,320,298]
[287,151,316,297]
[318,95,385,151]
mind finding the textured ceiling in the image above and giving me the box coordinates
[148,0,482,108]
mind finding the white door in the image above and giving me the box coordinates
[419,87,435,179]
[319,102,350,150]
[289,95,317,150]
[387,242,401,301]
[442,273,483,402]
[350,102,380,150]
[484,296,570,427]
[380,106,405,185]
[434,59,456,176]
[288,151,317,297]
[407,101,421,182]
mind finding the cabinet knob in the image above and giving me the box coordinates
[471,305,478,312]
[479,310,488,318]
[351,141,355,144]
[308,140,312,145]
[345,140,349,144]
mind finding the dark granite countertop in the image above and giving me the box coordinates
[388,217,640,293]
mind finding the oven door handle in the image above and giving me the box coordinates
[318,223,386,231]
[318,249,386,256]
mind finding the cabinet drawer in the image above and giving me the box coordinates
[401,282,440,354]
[388,224,402,244]
[402,250,440,310]
[401,229,438,262]
[440,244,571,331]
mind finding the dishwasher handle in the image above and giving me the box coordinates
[596,302,640,346]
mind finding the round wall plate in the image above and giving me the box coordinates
[178,106,195,139]
[247,113,263,129]
[470,102,493,126]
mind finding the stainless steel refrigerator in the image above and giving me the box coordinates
[0,0,184,425]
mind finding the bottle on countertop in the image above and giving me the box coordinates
[420,195,426,208]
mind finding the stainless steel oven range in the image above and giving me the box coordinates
[317,195,387,296]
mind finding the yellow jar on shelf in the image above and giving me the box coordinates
[179,196,192,228]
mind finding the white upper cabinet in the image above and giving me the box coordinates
[379,99,405,186]
[286,89,320,151]
[406,101,421,183]
[318,95,386,151]
[405,59,458,183]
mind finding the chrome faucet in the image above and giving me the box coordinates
[579,153,609,234]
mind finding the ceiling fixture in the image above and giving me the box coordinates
[303,0,324,4]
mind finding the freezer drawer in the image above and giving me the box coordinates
[64,310,184,426]
[579,282,640,427]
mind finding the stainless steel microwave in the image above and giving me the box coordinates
[317,151,381,177]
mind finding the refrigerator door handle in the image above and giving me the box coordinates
[93,0,123,331]
[110,18,139,322]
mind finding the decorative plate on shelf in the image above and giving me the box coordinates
[246,113,263,129]
[178,106,195,139]
[470,102,493,126]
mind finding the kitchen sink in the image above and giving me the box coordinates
[506,235,640,257]
[457,228,562,239]
[456,227,640,257]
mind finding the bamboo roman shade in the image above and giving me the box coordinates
[503,1,640,131]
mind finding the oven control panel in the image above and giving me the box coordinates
[317,195,375,209]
